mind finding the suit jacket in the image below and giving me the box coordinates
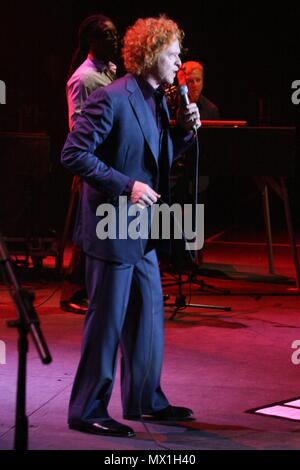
[61,73,194,264]
[198,95,220,120]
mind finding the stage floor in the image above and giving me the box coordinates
[1,235,300,451]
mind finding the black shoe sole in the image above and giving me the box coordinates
[60,303,88,315]
[69,423,135,438]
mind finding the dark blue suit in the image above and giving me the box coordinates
[61,73,193,423]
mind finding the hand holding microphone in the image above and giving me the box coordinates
[177,85,201,133]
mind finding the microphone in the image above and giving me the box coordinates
[178,85,200,132]
[178,84,190,107]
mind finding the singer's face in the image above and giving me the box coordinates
[155,38,182,85]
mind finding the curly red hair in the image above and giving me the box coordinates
[122,15,184,75]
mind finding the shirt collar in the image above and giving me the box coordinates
[135,75,156,99]
[87,53,116,75]
[135,75,166,103]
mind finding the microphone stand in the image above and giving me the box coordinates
[164,97,231,319]
[0,233,52,451]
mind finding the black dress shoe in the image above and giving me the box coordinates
[124,405,194,422]
[60,300,88,315]
[69,419,135,437]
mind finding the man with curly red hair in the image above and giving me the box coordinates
[62,15,200,438]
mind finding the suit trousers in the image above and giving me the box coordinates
[68,248,169,424]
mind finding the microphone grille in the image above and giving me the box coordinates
[178,85,188,96]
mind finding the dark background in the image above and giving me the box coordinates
[0,0,299,239]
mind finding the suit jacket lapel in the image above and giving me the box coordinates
[161,95,173,168]
[126,75,160,165]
